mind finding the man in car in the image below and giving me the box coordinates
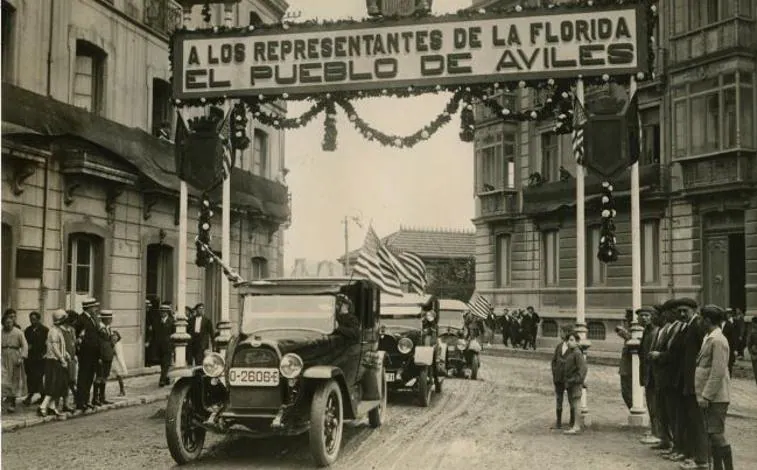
[333,294,360,342]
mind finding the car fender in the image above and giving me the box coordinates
[303,365,344,380]
[302,366,356,420]
[167,366,204,379]
[414,346,435,366]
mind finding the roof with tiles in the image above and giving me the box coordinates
[342,226,476,263]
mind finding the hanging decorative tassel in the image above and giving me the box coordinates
[598,181,619,264]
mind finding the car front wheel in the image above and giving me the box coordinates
[165,379,206,465]
[309,380,344,467]
[368,367,387,428]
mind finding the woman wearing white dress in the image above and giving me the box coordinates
[111,329,128,396]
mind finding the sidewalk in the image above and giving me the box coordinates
[1,372,170,432]
[480,342,756,381]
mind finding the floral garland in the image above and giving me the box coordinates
[598,181,619,263]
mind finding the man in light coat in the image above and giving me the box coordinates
[696,305,735,470]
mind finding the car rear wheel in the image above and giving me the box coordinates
[418,367,433,408]
[368,368,387,428]
[165,379,206,465]
[309,380,344,467]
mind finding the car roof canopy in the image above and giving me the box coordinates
[236,277,378,296]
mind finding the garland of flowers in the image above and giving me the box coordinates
[337,92,463,149]
[244,99,327,129]
[598,181,619,263]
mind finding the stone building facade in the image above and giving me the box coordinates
[1,0,291,370]
[471,0,756,350]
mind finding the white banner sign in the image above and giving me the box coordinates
[172,5,647,98]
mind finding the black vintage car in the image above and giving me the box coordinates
[165,277,387,468]
[378,294,445,407]
[437,299,480,379]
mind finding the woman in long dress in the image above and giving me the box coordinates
[2,309,28,413]
[38,309,69,417]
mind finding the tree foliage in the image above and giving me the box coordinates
[425,256,475,302]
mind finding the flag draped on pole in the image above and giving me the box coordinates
[467,293,492,320]
[353,226,404,297]
[572,95,588,165]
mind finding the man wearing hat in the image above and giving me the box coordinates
[75,298,102,411]
[152,303,175,386]
[638,306,661,445]
[93,310,116,406]
[188,303,215,366]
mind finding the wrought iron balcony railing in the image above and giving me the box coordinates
[478,188,518,218]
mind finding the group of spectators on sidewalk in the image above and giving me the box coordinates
[1,300,128,416]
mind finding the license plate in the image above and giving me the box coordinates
[385,372,396,382]
[228,368,280,387]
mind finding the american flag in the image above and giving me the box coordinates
[352,226,404,297]
[394,251,428,295]
[467,292,492,320]
[218,110,234,179]
[572,95,588,165]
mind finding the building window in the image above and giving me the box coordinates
[495,234,511,287]
[673,0,736,33]
[541,320,559,338]
[74,40,106,115]
[66,233,104,311]
[146,244,174,304]
[543,230,560,286]
[672,72,755,157]
[151,78,172,138]
[641,108,661,164]
[540,133,559,182]
[476,127,516,192]
[587,226,607,286]
[253,129,268,178]
[641,220,660,284]
[587,321,607,340]
[251,257,269,280]
[2,1,15,83]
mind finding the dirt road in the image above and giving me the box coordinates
[3,356,756,470]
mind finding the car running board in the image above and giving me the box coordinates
[355,400,381,418]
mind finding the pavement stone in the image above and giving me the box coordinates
[0,372,170,433]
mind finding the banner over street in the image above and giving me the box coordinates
[172,5,647,99]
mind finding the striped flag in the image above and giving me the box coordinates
[353,227,404,297]
[467,292,492,320]
[394,251,427,295]
[572,95,588,165]
[218,110,234,179]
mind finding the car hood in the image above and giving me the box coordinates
[237,328,337,357]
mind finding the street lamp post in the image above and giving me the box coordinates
[342,213,363,275]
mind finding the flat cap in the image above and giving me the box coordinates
[636,306,658,316]
[670,297,698,309]
[659,299,677,312]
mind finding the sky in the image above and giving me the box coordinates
[282,0,476,271]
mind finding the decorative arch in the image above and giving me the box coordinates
[1,209,21,309]
[59,218,112,309]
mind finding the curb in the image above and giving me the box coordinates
[1,393,169,433]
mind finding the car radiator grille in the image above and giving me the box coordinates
[231,346,279,368]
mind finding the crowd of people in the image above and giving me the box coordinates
[1,299,128,416]
[464,306,541,349]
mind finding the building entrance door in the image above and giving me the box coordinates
[703,211,746,311]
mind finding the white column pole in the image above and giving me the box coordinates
[574,78,591,427]
[170,5,195,371]
[628,77,646,426]
[215,2,235,354]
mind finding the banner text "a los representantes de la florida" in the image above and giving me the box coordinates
[172,6,647,98]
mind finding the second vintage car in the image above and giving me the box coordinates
[164,277,387,468]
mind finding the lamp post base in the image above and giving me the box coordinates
[627,410,648,428]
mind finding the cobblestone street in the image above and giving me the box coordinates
[3,355,755,470]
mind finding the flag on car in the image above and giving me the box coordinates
[353,226,404,297]
[467,293,492,319]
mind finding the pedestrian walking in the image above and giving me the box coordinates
[22,311,48,406]
[696,305,735,470]
[550,329,571,430]
[75,298,102,411]
[2,309,28,413]
[188,303,214,366]
[747,316,757,388]
[93,310,116,406]
[153,303,175,386]
[37,309,69,417]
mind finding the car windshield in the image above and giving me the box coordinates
[241,295,336,333]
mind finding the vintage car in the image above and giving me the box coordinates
[378,293,445,407]
[437,299,475,378]
[164,277,387,468]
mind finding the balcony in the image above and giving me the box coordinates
[477,189,518,220]
[678,150,757,194]
[670,17,756,68]
[144,0,182,36]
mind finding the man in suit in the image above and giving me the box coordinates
[550,329,572,430]
[616,309,634,411]
[648,301,682,454]
[93,310,116,406]
[75,298,102,411]
[153,304,175,386]
[22,311,49,406]
[188,303,214,366]
[638,306,661,445]
[696,305,735,470]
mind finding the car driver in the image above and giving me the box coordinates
[333,294,360,342]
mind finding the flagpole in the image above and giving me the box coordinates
[216,3,234,355]
[627,77,646,427]
[574,77,591,427]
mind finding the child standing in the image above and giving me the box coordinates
[563,332,588,435]
[111,328,128,396]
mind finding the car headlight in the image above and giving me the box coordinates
[202,352,225,378]
[279,353,304,379]
[398,337,414,354]
[456,339,467,351]
[424,310,437,322]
